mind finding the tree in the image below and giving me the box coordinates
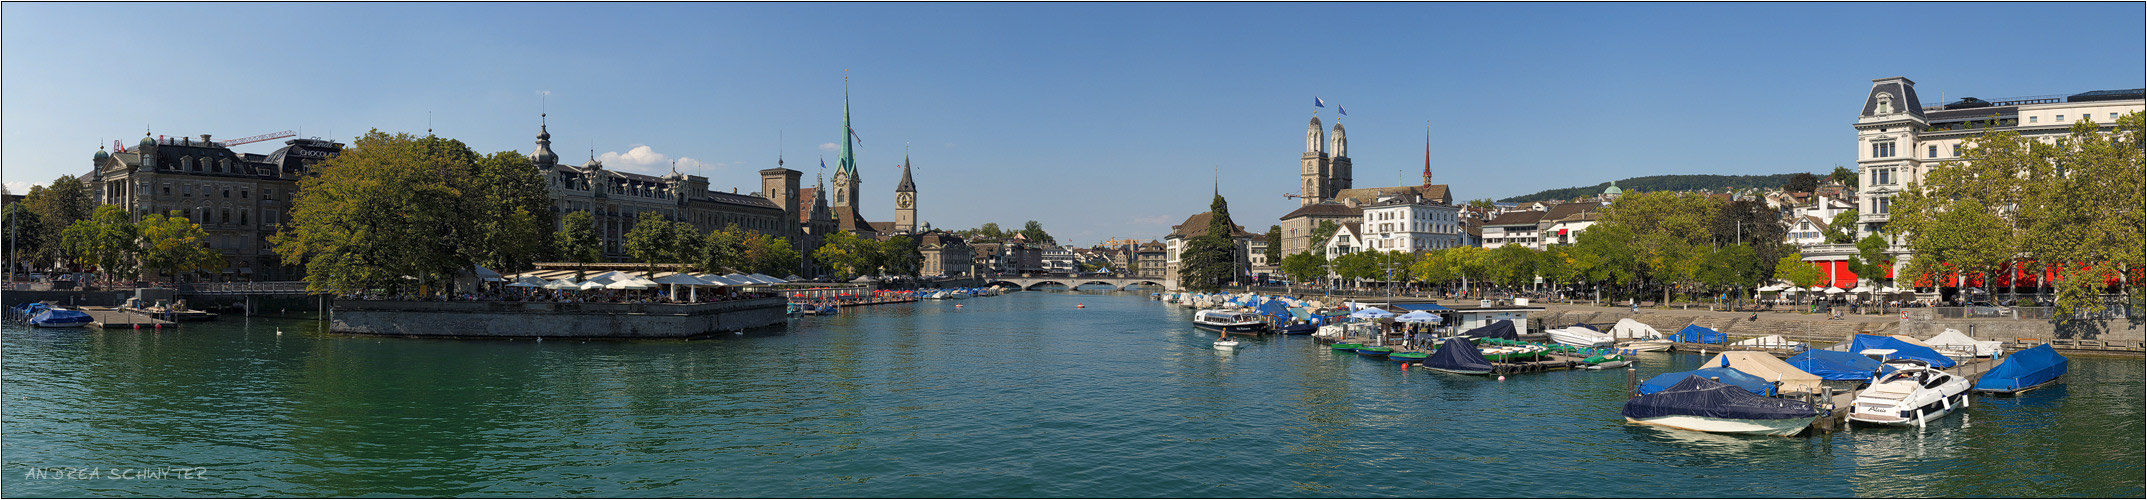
[1697,244,1762,295]
[1442,245,1491,289]
[1019,220,1055,245]
[700,224,748,274]
[1829,165,1859,189]
[61,205,141,281]
[1485,244,1538,289]
[1264,225,1283,264]
[1825,209,1860,244]
[1331,251,1379,286]
[669,220,704,270]
[1573,223,1640,296]
[23,175,94,266]
[882,235,923,276]
[1783,172,1819,193]
[1412,249,1454,286]
[1279,251,1326,287]
[468,151,556,274]
[978,222,1004,240]
[2009,112,2144,317]
[745,233,801,277]
[2,203,46,272]
[1179,195,1242,292]
[1467,199,1496,210]
[1774,253,1823,301]
[1847,233,1892,287]
[269,131,484,295]
[813,230,883,278]
[136,210,223,281]
[557,210,601,279]
[1710,199,1790,278]
[623,210,677,274]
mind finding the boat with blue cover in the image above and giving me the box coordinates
[1423,337,1494,375]
[28,305,93,328]
[1786,348,1897,381]
[1638,367,1777,396]
[1622,375,1821,436]
[1973,343,2068,395]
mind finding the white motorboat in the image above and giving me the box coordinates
[1547,327,1616,348]
[1192,309,1269,334]
[1622,375,1822,437]
[1845,349,1973,428]
[1608,318,1672,352]
[1730,335,1808,351]
[1213,338,1241,350]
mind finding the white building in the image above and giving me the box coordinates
[1854,77,2143,245]
[1786,215,1829,247]
[1358,194,1463,252]
[1321,222,1367,259]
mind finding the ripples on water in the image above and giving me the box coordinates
[3,292,2141,497]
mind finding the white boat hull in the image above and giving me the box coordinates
[1548,328,1616,348]
[1213,341,1239,350]
[1621,339,1674,352]
[1627,415,1816,437]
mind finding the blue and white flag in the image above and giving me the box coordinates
[1339,106,1347,116]
[1313,96,1325,108]
[849,127,863,147]
[820,157,827,170]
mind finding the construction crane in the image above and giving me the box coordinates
[1283,192,1303,199]
[218,130,296,147]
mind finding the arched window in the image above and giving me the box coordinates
[221,208,231,224]
[220,159,232,173]
[184,157,197,171]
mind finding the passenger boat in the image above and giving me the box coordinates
[1846,349,1972,428]
[1548,327,1615,348]
[1354,346,1394,358]
[28,306,93,328]
[1192,309,1269,334]
[1423,337,1495,375]
[1622,376,1821,437]
[1973,343,2068,395]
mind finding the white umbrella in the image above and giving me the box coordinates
[473,265,505,282]
[1349,308,1395,319]
[1756,284,1785,292]
[577,281,608,291]
[544,279,581,290]
[1878,286,1900,293]
[605,280,651,290]
[1810,286,1827,292]
[750,273,786,284]
[697,274,745,286]
[1849,286,1872,294]
[506,281,544,288]
[1823,287,1846,294]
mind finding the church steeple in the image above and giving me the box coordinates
[832,79,861,208]
[895,153,917,234]
[1421,124,1432,187]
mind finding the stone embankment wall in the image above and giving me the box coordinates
[1528,308,1896,347]
[331,298,786,338]
[1898,309,2144,354]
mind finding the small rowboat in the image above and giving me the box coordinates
[1330,343,1364,351]
[1213,339,1240,350]
[1390,351,1430,363]
[1355,346,1395,358]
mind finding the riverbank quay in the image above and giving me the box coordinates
[1529,303,2144,356]
[329,297,785,338]
[75,306,177,329]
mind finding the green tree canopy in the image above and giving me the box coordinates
[137,210,223,281]
[1825,209,1860,244]
[700,223,749,274]
[269,131,491,295]
[1829,165,1859,189]
[1280,251,1325,285]
[883,235,923,276]
[1264,225,1283,264]
[557,210,601,278]
[60,204,140,281]
[468,151,556,274]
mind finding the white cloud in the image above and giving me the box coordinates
[818,142,839,152]
[596,145,684,175]
[1132,215,1173,225]
[3,181,38,196]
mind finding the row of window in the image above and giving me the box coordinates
[152,206,279,226]
[177,156,236,173]
[162,183,267,200]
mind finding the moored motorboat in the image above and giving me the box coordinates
[1621,339,1675,352]
[1192,309,1269,334]
[1549,324,1616,348]
[815,304,840,315]
[1213,338,1240,350]
[1925,329,2004,359]
[1423,337,1494,375]
[1582,352,1631,369]
[1622,376,1821,437]
[28,305,93,328]
[1846,350,1972,427]
[1973,343,2068,395]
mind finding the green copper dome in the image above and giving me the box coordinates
[140,135,157,148]
[1603,181,1623,196]
[94,148,109,160]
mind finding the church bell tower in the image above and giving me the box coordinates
[1300,116,1329,206]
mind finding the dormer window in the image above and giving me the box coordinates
[1875,93,1895,114]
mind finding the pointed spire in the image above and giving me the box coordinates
[838,77,858,181]
[897,152,916,193]
[1421,122,1433,187]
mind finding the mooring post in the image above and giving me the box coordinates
[1625,367,1638,395]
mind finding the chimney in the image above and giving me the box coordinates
[201,134,213,146]
[182,137,191,146]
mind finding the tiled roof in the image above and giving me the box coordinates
[1169,211,1258,239]
[1539,202,1602,222]
[1483,211,1547,227]
[1334,184,1452,205]
[1280,202,1363,220]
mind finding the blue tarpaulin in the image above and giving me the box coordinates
[1638,367,1777,396]
[1460,320,1518,340]
[1424,337,1494,374]
[1786,348,1896,381]
[1622,376,1819,421]
[1255,299,1291,318]
[1974,343,2068,393]
[1669,324,1728,344]
[1847,334,1957,368]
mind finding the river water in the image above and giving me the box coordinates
[3,291,2140,497]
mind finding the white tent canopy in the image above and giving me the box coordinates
[473,266,506,282]
[1823,287,1846,294]
[543,279,581,290]
[1924,329,2002,358]
[1730,335,1807,350]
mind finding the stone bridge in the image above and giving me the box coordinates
[983,276,1175,291]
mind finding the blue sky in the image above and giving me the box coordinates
[5,2,2142,245]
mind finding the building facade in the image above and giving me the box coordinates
[528,119,793,267]
[88,133,344,281]
[1358,194,1463,252]
[1163,211,1256,288]
[1298,116,1353,206]
[917,230,972,277]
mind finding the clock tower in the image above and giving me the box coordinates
[895,154,917,234]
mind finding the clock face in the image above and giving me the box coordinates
[897,193,913,208]
[832,172,849,186]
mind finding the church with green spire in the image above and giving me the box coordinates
[829,81,879,240]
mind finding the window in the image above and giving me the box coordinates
[162,183,171,195]
[2113,113,2121,121]
[1877,168,1892,185]
[183,185,193,196]
[2029,116,2038,123]
[1952,144,1961,156]
[2056,115,2065,122]
[221,209,231,224]
[241,189,249,199]
[263,188,273,201]
[222,187,230,198]
[239,210,247,226]
[1928,145,1938,158]
[1877,197,1892,215]
[1870,141,1896,158]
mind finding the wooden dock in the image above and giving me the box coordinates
[1805,354,2001,433]
[77,307,178,329]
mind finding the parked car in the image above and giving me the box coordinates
[1966,301,2010,317]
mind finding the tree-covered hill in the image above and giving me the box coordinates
[1497,174,1802,203]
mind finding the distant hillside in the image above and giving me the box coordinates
[1497,174,1801,203]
